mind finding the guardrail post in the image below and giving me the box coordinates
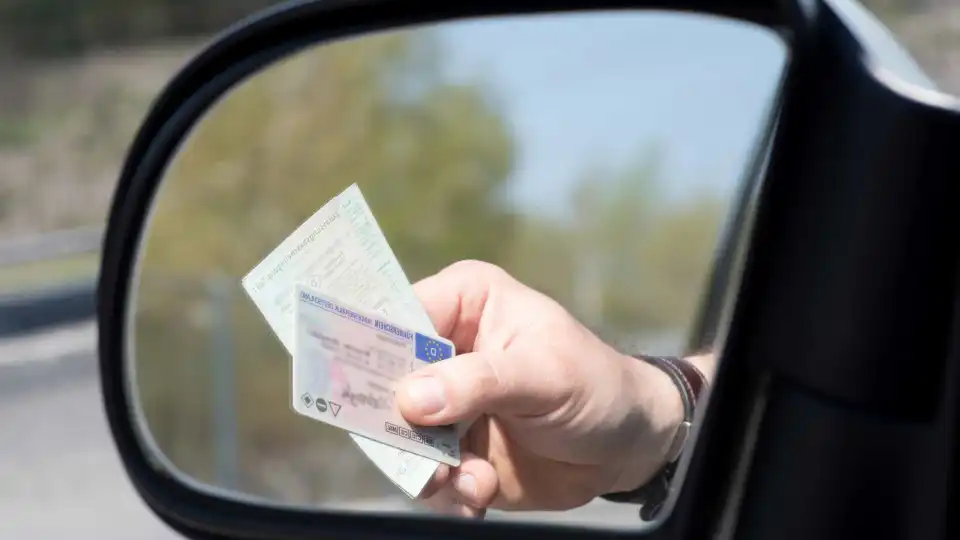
[209,275,240,490]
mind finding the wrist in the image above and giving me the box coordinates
[685,352,717,385]
[609,353,686,493]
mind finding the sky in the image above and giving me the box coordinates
[433,11,789,217]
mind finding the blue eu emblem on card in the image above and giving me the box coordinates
[415,333,453,363]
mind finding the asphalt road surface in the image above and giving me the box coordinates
[0,322,647,539]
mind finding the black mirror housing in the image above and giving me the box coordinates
[97,1,960,539]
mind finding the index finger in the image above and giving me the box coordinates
[412,260,505,353]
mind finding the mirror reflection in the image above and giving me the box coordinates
[132,10,786,528]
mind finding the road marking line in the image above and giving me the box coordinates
[0,319,96,367]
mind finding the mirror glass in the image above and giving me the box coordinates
[131,10,786,528]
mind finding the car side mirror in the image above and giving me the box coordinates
[97,1,960,540]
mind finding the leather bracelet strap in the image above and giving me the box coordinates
[600,354,708,521]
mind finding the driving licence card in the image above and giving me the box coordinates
[240,183,449,497]
[240,183,431,351]
[293,284,461,467]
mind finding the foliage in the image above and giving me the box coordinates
[0,0,280,58]
[142,31,515,279]
[508,148,727,346]
[862,0,935,18]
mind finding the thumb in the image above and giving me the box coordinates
[396,350,541,426]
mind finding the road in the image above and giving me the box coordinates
[0,322,646,539]
[0,322,176,539]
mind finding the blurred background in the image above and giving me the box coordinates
[0,1,957,538]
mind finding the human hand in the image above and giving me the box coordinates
[394,260,688,518]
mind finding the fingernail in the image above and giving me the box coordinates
[404,376,446,414]
[455,473,477,499]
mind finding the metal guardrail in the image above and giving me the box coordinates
[0,277,98,338]
[0,227,103,339]
[0,226,103,268]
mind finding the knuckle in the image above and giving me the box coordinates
[445,259,507,280]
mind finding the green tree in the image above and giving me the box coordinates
[569,148,665,333]
[508,146,729,348]
[142,30,515,279]
[132,28,518,503]
[631,192,726,333]
[0,0,281,58]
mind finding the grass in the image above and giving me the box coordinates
[0,119,36,148]
[0,252,99,291]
